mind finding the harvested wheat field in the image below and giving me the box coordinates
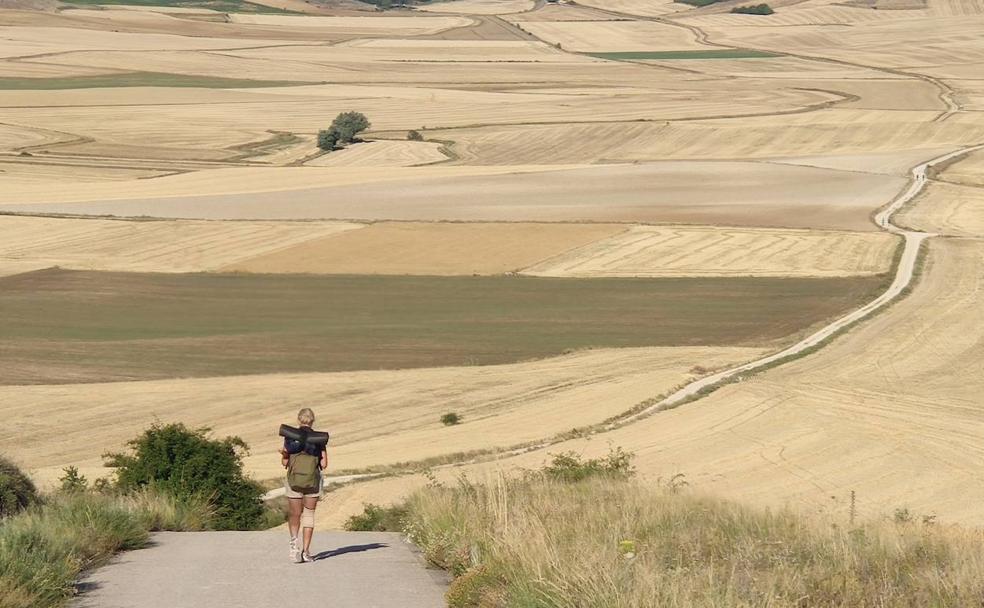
[304,140,448,167]
[2,0,984,547]
[521,225,898,278]
[419,0,535,14]
[0,346,764,486]
[897,181,984,237]
[0,215,362,272]
[225,221,625,275]
[325,239,984,527]
[513,20,705,52]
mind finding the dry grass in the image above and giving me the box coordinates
[405,474,984,607]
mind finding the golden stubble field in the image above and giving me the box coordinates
[0,0,983,530]
[319,237,984,528]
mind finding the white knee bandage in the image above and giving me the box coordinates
[301,507,315,530]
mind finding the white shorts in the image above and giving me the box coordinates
[284,475,323,499]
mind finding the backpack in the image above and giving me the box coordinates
[287,452,320,494]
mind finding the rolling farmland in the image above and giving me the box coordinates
[0,0,982,537]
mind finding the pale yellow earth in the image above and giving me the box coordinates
[0,165,585,205]
[225,221,627,275]
[0,346,765,488]
[0,215,363,272]
[0,161,905,231]
[521,225,899,278]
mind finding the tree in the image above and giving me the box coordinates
[731,3,774,13]
[317,129,339,152]
[330,111,371,144]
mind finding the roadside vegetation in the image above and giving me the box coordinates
[731,3,775,14]
[348,448,984,607]
[105,423,271,531]
[0,425,278,607]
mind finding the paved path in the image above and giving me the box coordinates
[73,531,448,608]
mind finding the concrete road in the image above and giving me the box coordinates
[73,531,448,608]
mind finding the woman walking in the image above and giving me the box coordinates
[280,408,329,563]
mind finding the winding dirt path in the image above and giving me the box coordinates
[612,143,984,425]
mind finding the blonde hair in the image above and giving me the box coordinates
[297,408,315,426]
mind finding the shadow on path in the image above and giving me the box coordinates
[313,543,388,561]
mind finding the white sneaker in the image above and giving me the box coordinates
[301,551,313,563]
[289,537,302,563]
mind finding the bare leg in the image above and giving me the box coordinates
[287,498,302,540]
[301,496,319,554]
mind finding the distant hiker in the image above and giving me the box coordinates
[279,408,329,563]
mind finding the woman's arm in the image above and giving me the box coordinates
[280,447,289,469]
[320,449,328,470]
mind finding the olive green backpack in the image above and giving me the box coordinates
[287,452,320,493]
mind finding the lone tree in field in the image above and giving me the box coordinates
[317,111,371,152]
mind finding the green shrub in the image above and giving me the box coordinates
[407,129,424,141]
[0,456,38,519]
[441,412,462,426]
[105,423,265,530]
[344,502,408,531]
[540,446,635,482]
[731,2,774,13]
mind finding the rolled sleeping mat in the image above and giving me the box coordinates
[279,424,304,442]
[305,431,329,448]
[279,424,329,448]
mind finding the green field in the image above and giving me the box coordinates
[61,0,297,13]
[0,72,313,91]
[587,50,780,60]
[0,269,887,384]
